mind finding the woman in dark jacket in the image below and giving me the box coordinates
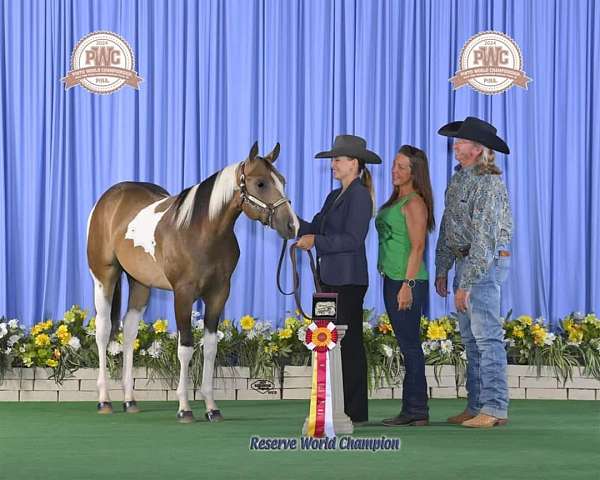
[296,134,381,424]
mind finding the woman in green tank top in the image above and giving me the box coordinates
[375,145,435,426]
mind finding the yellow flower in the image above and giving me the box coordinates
[284,317,299,330]
[153,319,169,334]
[240,315,255,331]
[427,322,447,341]
[31,320,53,336]
[531,324,547,346]
[378,323,393,335]
[87,317,96,331]
[46,359,58,368]
[56,325,72,345]
[221,319,232,330]
[138,320,148,331]
[34,334,51,347]
[279,328,293,339]
[264,343,279,354]
[518,315,533,326]
[512,327,525,339]
[134,339,140,351]
[303,318,312,326]
[117,332,124,344]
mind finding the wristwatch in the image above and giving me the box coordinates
[405,279,416,289]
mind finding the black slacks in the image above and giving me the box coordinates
[321,283,369,423]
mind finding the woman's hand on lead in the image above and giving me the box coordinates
[397,283,413,310]
[296,234,315,250]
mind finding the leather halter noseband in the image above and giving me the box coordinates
[238,160,291,228]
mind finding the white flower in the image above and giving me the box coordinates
[216,330,225,342]
[19,346,26,353]
[460,351,467,360]
[8,319,19,329]
[139,349,147,356]
[107,341,122,356]
[247,321,271,340]
[147,340,162,358]
[363,322,372,333]
[567,341,582,347]
[504,338,516,347]
[381,344,394,358]
[68,336,81,350]
[421,342,431,355]
[192,318,205,330]
[7,334,20,347]
[223,330,233,341]
[0,323,7,339]
[544,332,556,346]
[440,339,454,354]
[5,347,12,354]
[429,341,440,351]
[297,326,307,342]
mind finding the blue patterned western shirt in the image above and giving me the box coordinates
[435,164,513,290]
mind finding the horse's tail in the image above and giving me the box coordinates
[110,273,122,340]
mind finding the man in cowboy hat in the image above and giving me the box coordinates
[296,134,380,425]
[435,117,513,428]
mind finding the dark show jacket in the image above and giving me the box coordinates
[298,177,372,286]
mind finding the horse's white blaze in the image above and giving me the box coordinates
[177,342,194,412]
[93,275,112,403]
[271,172,299,236]
[125,197,170,261]
[208,162,241,221]
[200,330,219,411]
[175,184,199,229]
[121,308,145,402]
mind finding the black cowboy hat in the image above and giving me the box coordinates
[437,116,510,154]
[315,134,382,164]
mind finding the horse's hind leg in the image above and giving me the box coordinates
[92,266,121,414]
[122,277,150,413]
[199,286,229,422]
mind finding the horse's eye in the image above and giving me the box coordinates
[257,181,265,188]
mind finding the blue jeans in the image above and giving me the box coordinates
[454,250,510,419]
[383,276,429,418]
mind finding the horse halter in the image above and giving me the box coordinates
[237,161,290,228]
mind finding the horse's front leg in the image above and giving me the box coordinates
[199,285,230,422]
[174,289,195,423]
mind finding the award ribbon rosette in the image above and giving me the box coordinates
[304,320,338,437]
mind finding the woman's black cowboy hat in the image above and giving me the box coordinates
[315,134,382,164]
[437,116,510,154]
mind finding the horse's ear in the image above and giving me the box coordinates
[264,143,280,163]
[249,141,259,161]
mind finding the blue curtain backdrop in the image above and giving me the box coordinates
[0,0,598,330]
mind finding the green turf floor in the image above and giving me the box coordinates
[0,399,598,480]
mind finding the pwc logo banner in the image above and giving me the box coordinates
[450,31,531,95]
[62,31,142,94]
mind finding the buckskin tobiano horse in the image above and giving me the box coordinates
[87,142,298,422]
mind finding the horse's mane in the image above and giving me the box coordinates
[173,161,241,229]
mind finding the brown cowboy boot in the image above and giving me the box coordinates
[447,409,476,424]
[462,413,508,428]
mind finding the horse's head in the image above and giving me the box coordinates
[238,142,299,239]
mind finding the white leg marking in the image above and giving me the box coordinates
[177,340,194,412]
[200,330,218,411]
[122,307,145,402]
[93,276,112,404]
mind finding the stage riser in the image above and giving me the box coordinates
[1,367,598,401]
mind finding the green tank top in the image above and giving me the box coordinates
[375,192,428,281]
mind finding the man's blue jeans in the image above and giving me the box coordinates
[454,251,510,419]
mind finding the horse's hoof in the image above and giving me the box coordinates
[205,409,224,422]
[176,410,194,424]
[97,402,113,414]
[123,400,140,414]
